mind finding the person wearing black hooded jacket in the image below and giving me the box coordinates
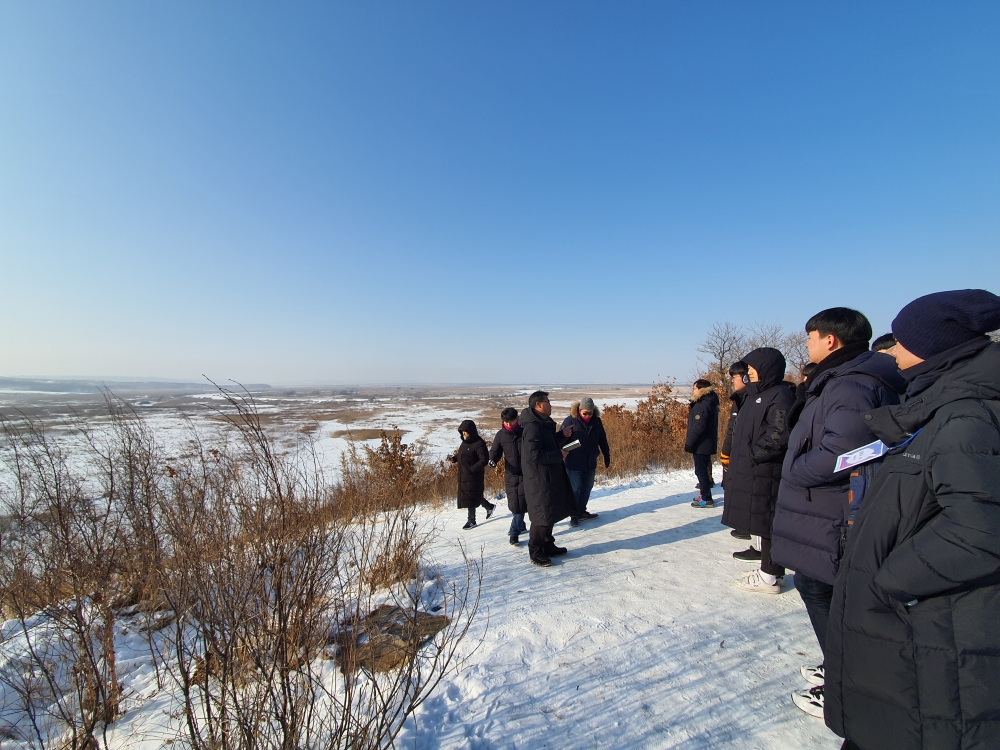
[825,290,1000,750]
[447,419,495,529]
[721,347,794,594]
[770,308,905,719]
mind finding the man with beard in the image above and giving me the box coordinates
[825,290,1000,750]
[721,347,795,593]
[519,391,576,567]
[770,308,905,719]
[488,407,528,546]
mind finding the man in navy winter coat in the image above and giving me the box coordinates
[561,397,611,527]
[770,308,904,719]
[685,379,720,508]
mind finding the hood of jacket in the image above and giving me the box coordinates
[570,401,601,419]
[867,340,1000,444]
[690,386,714,403]
[519,406,554,431]
[458,419,480,440]
[743,347,787,389]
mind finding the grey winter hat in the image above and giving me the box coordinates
[579,397,596,411]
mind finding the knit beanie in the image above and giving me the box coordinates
[579,397,596,412]
[892,289,1000,360]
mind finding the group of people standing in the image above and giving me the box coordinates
[683,289,1000,750]
[449,393,610,567]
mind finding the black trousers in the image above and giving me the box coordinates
[466,497,491,523]
[795,571,834,661]
[693,453,713,501]
[528,523,555,559]
[759,536,786,577]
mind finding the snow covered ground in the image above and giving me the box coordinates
[399,468,841,750]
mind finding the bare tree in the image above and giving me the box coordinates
[696,322,748,384]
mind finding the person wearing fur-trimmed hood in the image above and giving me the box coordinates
[685,379,720,508]
[560,397,611,527]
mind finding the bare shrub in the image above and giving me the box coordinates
[597,381,689,479]
[0,388,483,750]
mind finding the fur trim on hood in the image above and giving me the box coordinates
[691,386,714,403]
[570,401,601,419]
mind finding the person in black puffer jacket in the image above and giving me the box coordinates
[770,308,905,720]
[721,347,795,594]
[826,290,1000,750]
[685,379,720,507]
[489,407,527,545]
[561,397,611,526]
[447,419,495,530]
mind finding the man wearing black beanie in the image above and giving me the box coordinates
[824,289,1000,750]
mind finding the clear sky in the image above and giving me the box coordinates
[2,2,998,385]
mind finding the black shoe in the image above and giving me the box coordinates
[485,503,496,520]
[545,545,568,557]
[530,556,552,567]
[730,530,751,540]
[462,520,477,530]
[569,517,579,527]
[579,511,598,520]
[509,535,519,545]
[733,546,762,561]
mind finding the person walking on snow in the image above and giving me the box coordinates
[488,407,528,545]
[447,419,495,530]
[520,391,576,567]
[686,379,720,508]
[824,290,1000,750]
[769,308,904,720]
[560,397,611,526]
[720,347,794,593]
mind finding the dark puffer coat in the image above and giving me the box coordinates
[453,419,489,509]
[560,402,611,472]
[825,339,1000,750]
[771,351,904,584]
[720,348,794,538]
[489,424,527,514]
[685,387,720,455]
[519,406,576,526]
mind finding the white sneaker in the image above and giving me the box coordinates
[734,569,781,594]
[792,685,824,718]
[800,663,825,686]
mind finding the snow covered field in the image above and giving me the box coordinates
[0,384,842,749]
[393,468,840,750]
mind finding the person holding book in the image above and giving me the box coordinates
[561,397,611,527]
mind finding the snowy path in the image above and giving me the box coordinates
[403,469,842,750]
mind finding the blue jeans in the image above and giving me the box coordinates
[567,468,596,518]
[508,513,527,536]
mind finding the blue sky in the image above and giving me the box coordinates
[2,2,998,385]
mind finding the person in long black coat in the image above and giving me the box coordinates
[721,347,794,594]
[489,407,527,545]
[825,290,1000,750]
[447,419,495,529]
[519,391,576,567]
[685,379,720,507]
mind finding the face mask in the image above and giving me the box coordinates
[504,422,517,431]
[580,414,592,423]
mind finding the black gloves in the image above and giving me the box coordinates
[604,455,611,469]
